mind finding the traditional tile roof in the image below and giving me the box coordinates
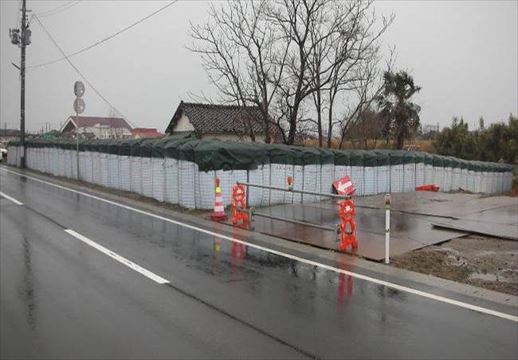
[69,116,132,130]
[165,101,267,136]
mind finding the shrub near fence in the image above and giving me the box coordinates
[6,135,515,210]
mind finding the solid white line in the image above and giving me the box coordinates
[0,191,23,205]
[2,167,517,322]
[64,229,170,284]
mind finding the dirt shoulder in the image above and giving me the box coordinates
[391,235,518,296]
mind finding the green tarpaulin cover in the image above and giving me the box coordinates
[11,136,515,173]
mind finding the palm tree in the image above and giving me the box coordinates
[377,71,421,149]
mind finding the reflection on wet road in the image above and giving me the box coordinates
[1,169,517,359]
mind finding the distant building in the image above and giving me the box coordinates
[0,129,20,148]
[422,124,440,134]
[165,101,270,142]
[0,129,20,137]
[131,128,163,139]
[60,116,132,139]
[420,123,440,140]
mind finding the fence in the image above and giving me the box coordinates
[5,136,514,210]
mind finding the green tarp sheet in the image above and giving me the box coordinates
[11,136,515,173]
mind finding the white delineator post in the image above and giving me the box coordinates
[385,194,391,264]
[76,114,80,180]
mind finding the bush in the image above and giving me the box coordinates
[433,114,517,164]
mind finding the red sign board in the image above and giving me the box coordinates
[333,176,355,196]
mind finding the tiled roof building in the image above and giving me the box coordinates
[165,101,270,142]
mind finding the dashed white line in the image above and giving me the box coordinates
[2,167,517,322]
[0,191,23,205]
[64,229,169,284]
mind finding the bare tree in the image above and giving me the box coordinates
[328,5,393,148]
[189,1,288,143]
[337,55,386,149]
[190,0,393,146]
[267,0,393,146]
[266,0,335,145]
[346,108,388,149]
[305,1,353,147]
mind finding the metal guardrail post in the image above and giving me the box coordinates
[248,207,255,231]
[385,193,391,264]
[236,181,348,200]
[246,170,250,205]
[251,210,338,233]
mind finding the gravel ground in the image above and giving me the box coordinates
[391,235,518,296]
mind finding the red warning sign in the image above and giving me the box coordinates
[333,176,356,196]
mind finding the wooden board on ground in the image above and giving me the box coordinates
[231,203,467,261]
[433,220,518,241]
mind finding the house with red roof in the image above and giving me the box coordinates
[60,116,133,139]
[131,128,163,139]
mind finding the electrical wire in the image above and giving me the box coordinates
[33,14,134,127]
[28,1,178,69]
[35,1,82,18]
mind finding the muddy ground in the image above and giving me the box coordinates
[391,235,518,296]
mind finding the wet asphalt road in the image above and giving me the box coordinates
[1,169,517,359]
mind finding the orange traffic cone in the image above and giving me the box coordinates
[211,178,228,221]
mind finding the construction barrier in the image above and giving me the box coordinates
[4,136,514,211]
[338,199,357,251]
[231,183,248,226]
[235,178,355,252]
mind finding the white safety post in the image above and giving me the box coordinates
[384,194,391,264]
[76,127,80,180]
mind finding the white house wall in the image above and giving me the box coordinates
[171,115,267,143]
[174,114,196,132]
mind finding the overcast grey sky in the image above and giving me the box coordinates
[1,0,517,133]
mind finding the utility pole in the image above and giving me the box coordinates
[9,0,31,168]
[20,0,27,167]
[73,81,86,180]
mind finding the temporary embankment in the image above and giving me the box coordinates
[6,136,514,209]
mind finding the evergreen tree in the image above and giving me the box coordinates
[377,71,421,149]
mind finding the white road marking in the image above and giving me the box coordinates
[2,167,517,322]
[0,191,23,205]
[64,229,169,284]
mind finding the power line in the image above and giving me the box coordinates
[29,1,178,69]
[33,14,134,127]
[37,1,80,17]
[35,1,81,18]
